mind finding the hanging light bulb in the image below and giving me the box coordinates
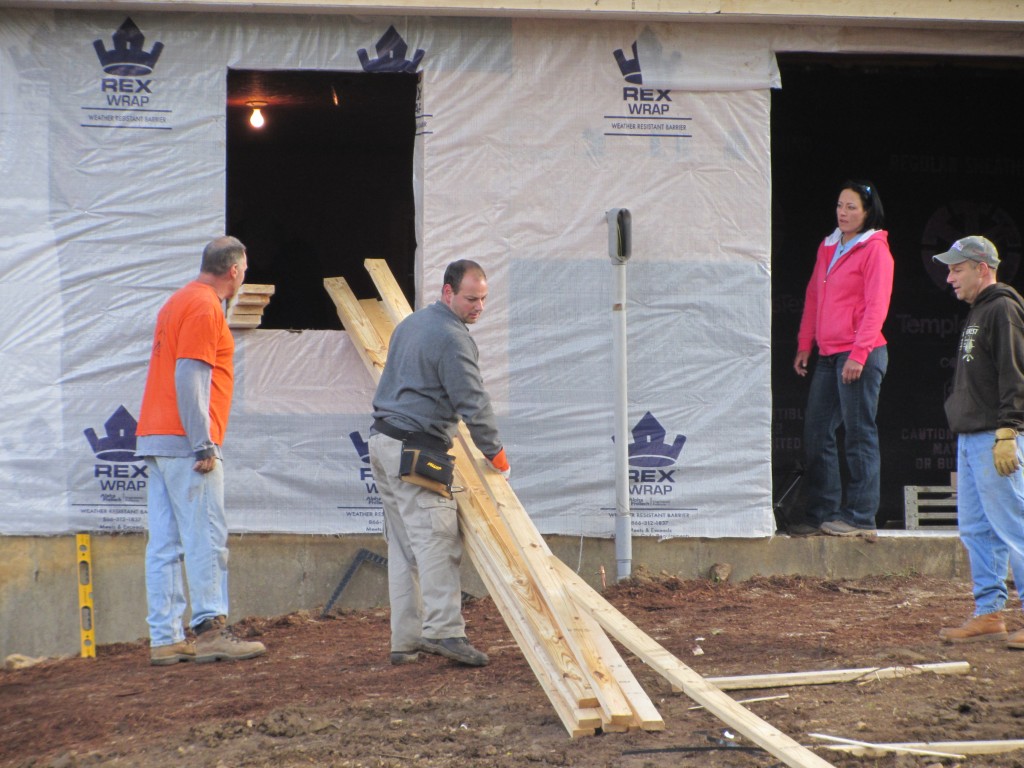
[247,101,267,129]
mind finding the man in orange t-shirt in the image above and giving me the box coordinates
[136,236,265,666]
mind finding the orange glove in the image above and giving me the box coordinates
[993,428,1021,477]
[488,448,510,479]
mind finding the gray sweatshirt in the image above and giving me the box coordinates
[945,283,1024,434]
[372,300,502,458]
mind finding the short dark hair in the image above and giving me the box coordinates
[443,259,486,293]
[840,179,885,231]
[201,236,246,276]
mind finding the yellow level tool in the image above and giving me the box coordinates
[76,533,96,658]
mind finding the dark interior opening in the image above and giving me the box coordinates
[771,54,1024,528]
[226,68,417,330]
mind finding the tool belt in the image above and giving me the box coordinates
[373,419,456,499]
[399,444,456,499]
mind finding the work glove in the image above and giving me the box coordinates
[993,428,1021,477]
[488,448,510,479]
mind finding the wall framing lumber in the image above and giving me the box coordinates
[324,261,834,767]
[821,738,1024,758]
[705,660,971,691]
[550,557,834,767]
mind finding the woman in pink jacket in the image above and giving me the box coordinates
[790,180,894,537]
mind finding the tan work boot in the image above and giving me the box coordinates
[193,616,267,662]
[939,612,1008,644]
[150,639,196,666]
[1007,629,1024,650]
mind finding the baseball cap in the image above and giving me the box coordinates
[932,235,1000,267]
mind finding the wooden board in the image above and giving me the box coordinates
[706,661,970,691]
[227,283,274,329]
[327,273,602,731]
[323,277,388,380]
[326,260,837,767]
[238,283,275,295]
[552,557,835,768]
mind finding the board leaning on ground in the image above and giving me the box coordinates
[323,260,836,768]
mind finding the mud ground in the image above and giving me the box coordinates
[3,570,1023,768]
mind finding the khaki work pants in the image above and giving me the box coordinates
[368,433,466,652]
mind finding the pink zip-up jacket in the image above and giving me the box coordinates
[797,228,894,366]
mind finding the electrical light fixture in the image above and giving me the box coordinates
[247,100,267,128]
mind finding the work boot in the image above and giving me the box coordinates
[821,520,877,539]
[150,639,196,666]
[390,650,420,665]
[1007,629,1024,650]
[418,637,489,667]
[939,612,1008,644]
[193,616,267,662]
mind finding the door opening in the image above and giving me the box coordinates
[770,54,1024,528]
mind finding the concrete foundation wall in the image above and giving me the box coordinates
[0,532,969,660]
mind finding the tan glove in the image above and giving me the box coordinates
[993,428,1021,477]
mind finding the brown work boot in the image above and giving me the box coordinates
[1007,629,1024,650]
[193,616,267,662]
[150,639,196,666]
[939,612,1008,644]
[417,636,489,667]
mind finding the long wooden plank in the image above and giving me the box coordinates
[551,557,835,768]
[364,258,414,328]
[810,733,965,759]
[453,436,640,726]
[451,438,601,711]
[574,599,664,730]
[459,499,602,736]
[235,294,272,306]
[237,283,275,295]
[323,277,389,380]
[821,739,1024,758]
[438,387,659,729]
[343,260,827,764]
[360,258,650,727]
[227,318,261,329]
[228,306,265,317]
[706,661,971,691]
[358,299,394,345]
[328,275,599,731]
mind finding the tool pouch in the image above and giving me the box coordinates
[399,445,456,499]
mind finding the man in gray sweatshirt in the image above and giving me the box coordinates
[369,259,510,667]
[933,236,1024,649]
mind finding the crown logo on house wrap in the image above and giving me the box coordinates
[626,412,686,467]
[357,25,424,73]
[84,405,140,462]
[93,18,164,76]
[613,41,643,85]
[349,431,370,463]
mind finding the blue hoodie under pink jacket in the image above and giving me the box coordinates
[797,228,894,366]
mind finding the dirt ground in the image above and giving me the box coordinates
[3,569,1024,768]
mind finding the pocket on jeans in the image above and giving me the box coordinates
[418,494,459,540]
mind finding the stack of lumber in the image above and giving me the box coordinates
[226,283,275,329]
[324,260,835,768]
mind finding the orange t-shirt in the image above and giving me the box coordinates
[136,281,235,445]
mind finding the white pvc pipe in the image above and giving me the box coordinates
[612,260,631,581]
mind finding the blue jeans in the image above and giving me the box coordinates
[801,346,887,529]
[144,456,230,647]
[956,432,1024,616]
